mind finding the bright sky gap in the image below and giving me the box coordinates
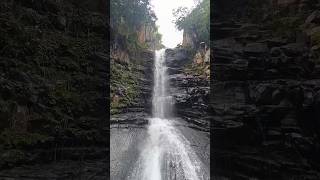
[151,0,195,48]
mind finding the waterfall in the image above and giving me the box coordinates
[127,49,208,180]
[152,49,173,118]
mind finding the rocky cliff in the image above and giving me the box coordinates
[137,23,163,50]
[182,29,197,48]
[212,0,320,179]
[0,0,108,178]
[110,10,163,119]
[164,48,210,131]
[110,47,154,124]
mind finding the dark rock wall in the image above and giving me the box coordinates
[212,0,320,179]
[165,48,210,131]
[0,0,108,169]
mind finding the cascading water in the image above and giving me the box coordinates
[128,49,208,180]
[152,49,174,119]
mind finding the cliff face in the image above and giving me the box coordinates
[110,21,155,118]
[110,13,163,117]
[0,0,108,177]
[182,29,196,48]
[212,0,320,179]
[164,48,210,131]
[137,23,163,50]
[110,47,154,117]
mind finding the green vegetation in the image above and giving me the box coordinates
[110,60,139,114]
[110,0,163,114]
[184,63,208,77]
[110,0,156,32]
[173,0,210,45]
[110,0,162,50]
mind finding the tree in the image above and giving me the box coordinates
[110,0,163,50]
[173,0,210,45]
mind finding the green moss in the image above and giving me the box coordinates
[110,60,140,114]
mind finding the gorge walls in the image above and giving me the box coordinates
[0,0,108,176]
[164,48,210,131]
[212,0,320,179]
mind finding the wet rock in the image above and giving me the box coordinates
[111,112,149,127]
[165,48,192,68]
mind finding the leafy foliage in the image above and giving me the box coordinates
[110,60,139,113]
[173,0,210,44]
[110,0,156,32]
[110,0,163,50]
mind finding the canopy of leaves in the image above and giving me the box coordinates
[110,0,163,50]
[110,0,157,34]
[173,0,210,44]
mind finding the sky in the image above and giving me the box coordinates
[151,0,196,48]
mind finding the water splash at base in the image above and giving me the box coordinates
[127,49,208,180]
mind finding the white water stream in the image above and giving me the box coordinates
[127,49,208,180]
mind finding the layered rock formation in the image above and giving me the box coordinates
[165,48,210,132]
[212,0,320,179]
[110,48,154,125]
[0,0,108,178]
[110,14,162,119]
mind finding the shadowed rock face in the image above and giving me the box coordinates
[0,0,108,178]
[212,0,320,179]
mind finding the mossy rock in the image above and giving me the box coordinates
[110,60,140,111]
